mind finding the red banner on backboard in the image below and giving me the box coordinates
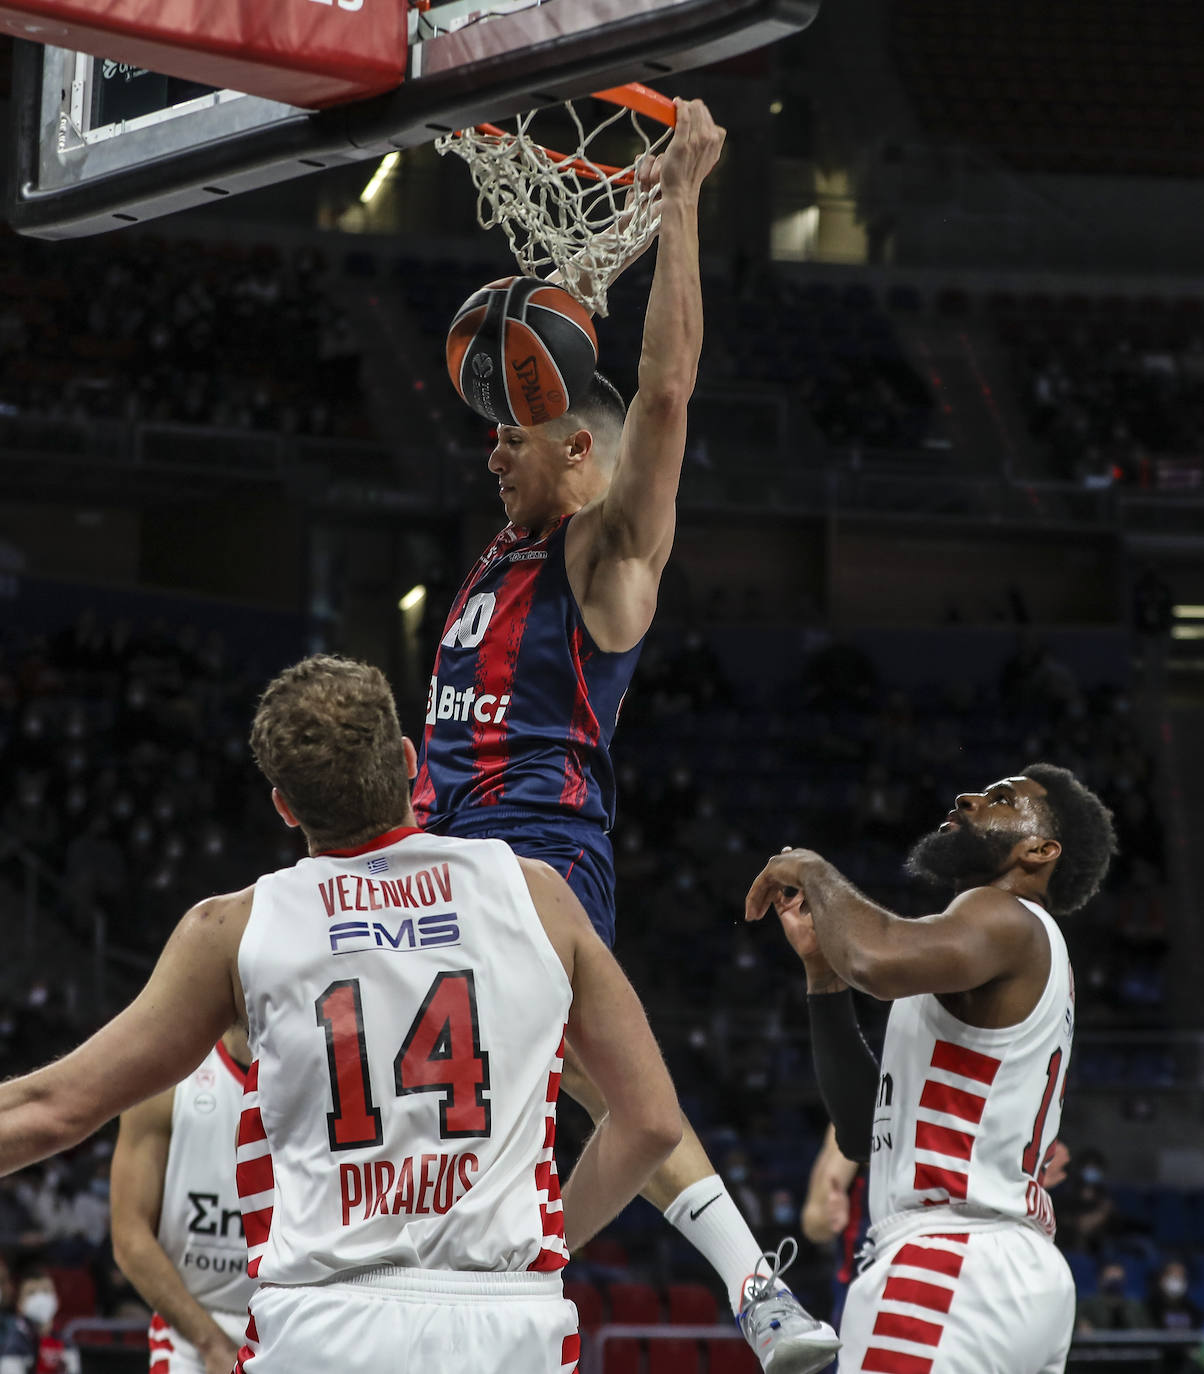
[0,0,406,108]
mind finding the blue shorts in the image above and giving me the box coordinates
[427,808,616,947]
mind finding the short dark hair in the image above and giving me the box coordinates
[250,655,409,849]
[1022,762,1118,915]
[562,371,626,463]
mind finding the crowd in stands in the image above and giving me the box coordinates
[892,0,1204,178]
[997,291,1204,486]
[394,252,935,464]
[0,606,1190,1350]
[0,229,368,439]
[0,611,305,973]
[8,223,1204,499]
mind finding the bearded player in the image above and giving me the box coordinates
[746,764,1116,1373]
[413,97,839,1370]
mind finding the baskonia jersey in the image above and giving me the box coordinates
[413,516,642,833]
[868,898,1073,1240]
[236,827,571,1285]
[156,1042,257,1315]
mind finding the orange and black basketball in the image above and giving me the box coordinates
[446,276,598,427]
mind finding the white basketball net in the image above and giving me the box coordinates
[435,100,671,316]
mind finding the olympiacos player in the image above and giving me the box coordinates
[415,96,839,1372]
[0,656,683,1374]
[746,764,1116,1373]
[111,1027,256,1374]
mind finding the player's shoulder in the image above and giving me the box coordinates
[178,884,257,945]
[944,886,1051,942]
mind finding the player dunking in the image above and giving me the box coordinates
[414,96,839,1371]
[111,1027,256,1374]
[0,656,683,1374]
[746,765,1117,1374]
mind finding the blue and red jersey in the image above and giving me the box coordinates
[413,516,642,836]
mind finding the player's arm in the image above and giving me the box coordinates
[802,1124,860,1246]
[746,852,1045,1001]
[567,100,725,650]
[110,1092,239,1374]
[0,890,248,1176]
[519,858,682,1250]
[548,158,662,307]
[770,895,879,1162]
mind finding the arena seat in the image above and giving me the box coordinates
[564,1280,604,1332]
[649,1336,701,1374]
[706,1337,760,1372]
[602,1339,642,1374]
[608,1281,662,1324]
[667,1282,720,1325]
[46,1266,97,1322]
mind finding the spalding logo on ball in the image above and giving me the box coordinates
[446,276,598,427]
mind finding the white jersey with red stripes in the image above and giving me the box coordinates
[867,898,1073,1239]
[235,825,571,1286]
[155,1043,256,1314]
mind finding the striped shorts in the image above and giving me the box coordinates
[149,1310,248,1374]
[235,1267,579,1374]
[837,1224,1074,1374]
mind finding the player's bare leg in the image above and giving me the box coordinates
[561,1047,840,1373]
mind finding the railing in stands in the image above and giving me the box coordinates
[582,1325,1204,1374]
[0,833,152,1018]
[4,410,1204,528]
[54,1314,1204,1372]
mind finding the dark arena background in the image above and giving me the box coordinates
[1,1,1203,1369]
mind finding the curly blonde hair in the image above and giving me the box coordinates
[250,655,410,849]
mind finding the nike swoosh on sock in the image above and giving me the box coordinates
[689,1194,723,1222]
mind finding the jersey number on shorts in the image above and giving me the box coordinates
[315,971,492,1152]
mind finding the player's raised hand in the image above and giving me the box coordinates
[777,895,822,964]
[659,98,725,201]
[744,847,816,924]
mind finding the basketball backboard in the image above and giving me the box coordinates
[5,0,820,239]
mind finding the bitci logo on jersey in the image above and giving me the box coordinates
[426,676,511,728]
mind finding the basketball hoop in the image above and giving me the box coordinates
[435,84,676,316]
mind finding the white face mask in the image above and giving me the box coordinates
[19,1290,58,1326]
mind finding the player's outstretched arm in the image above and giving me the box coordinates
[111,1092,240,1374]
[746,851,1045,1001]
[801,1124,860,1246]
[567,99,725,651]
[520,859,681,1250]
[0,890,249,1176]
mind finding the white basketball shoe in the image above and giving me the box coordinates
[737,1239,842,1374]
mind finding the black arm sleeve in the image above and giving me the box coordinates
[807,990,881,1164]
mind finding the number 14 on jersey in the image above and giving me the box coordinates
[315,971,492,1152]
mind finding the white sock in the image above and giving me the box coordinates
[663,1175,767,1316]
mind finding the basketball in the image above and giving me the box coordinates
[446,276,598,427]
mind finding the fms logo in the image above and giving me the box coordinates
[330,913,460,955]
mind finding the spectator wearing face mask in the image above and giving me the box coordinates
[1076,1260,1151,1333]
[1056,1147,1117,1255]
[0,1268,80,1374]
[719,1148,763,1230]
[1149,1259,1201,1331]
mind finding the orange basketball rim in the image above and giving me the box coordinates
[475,83,677,185]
